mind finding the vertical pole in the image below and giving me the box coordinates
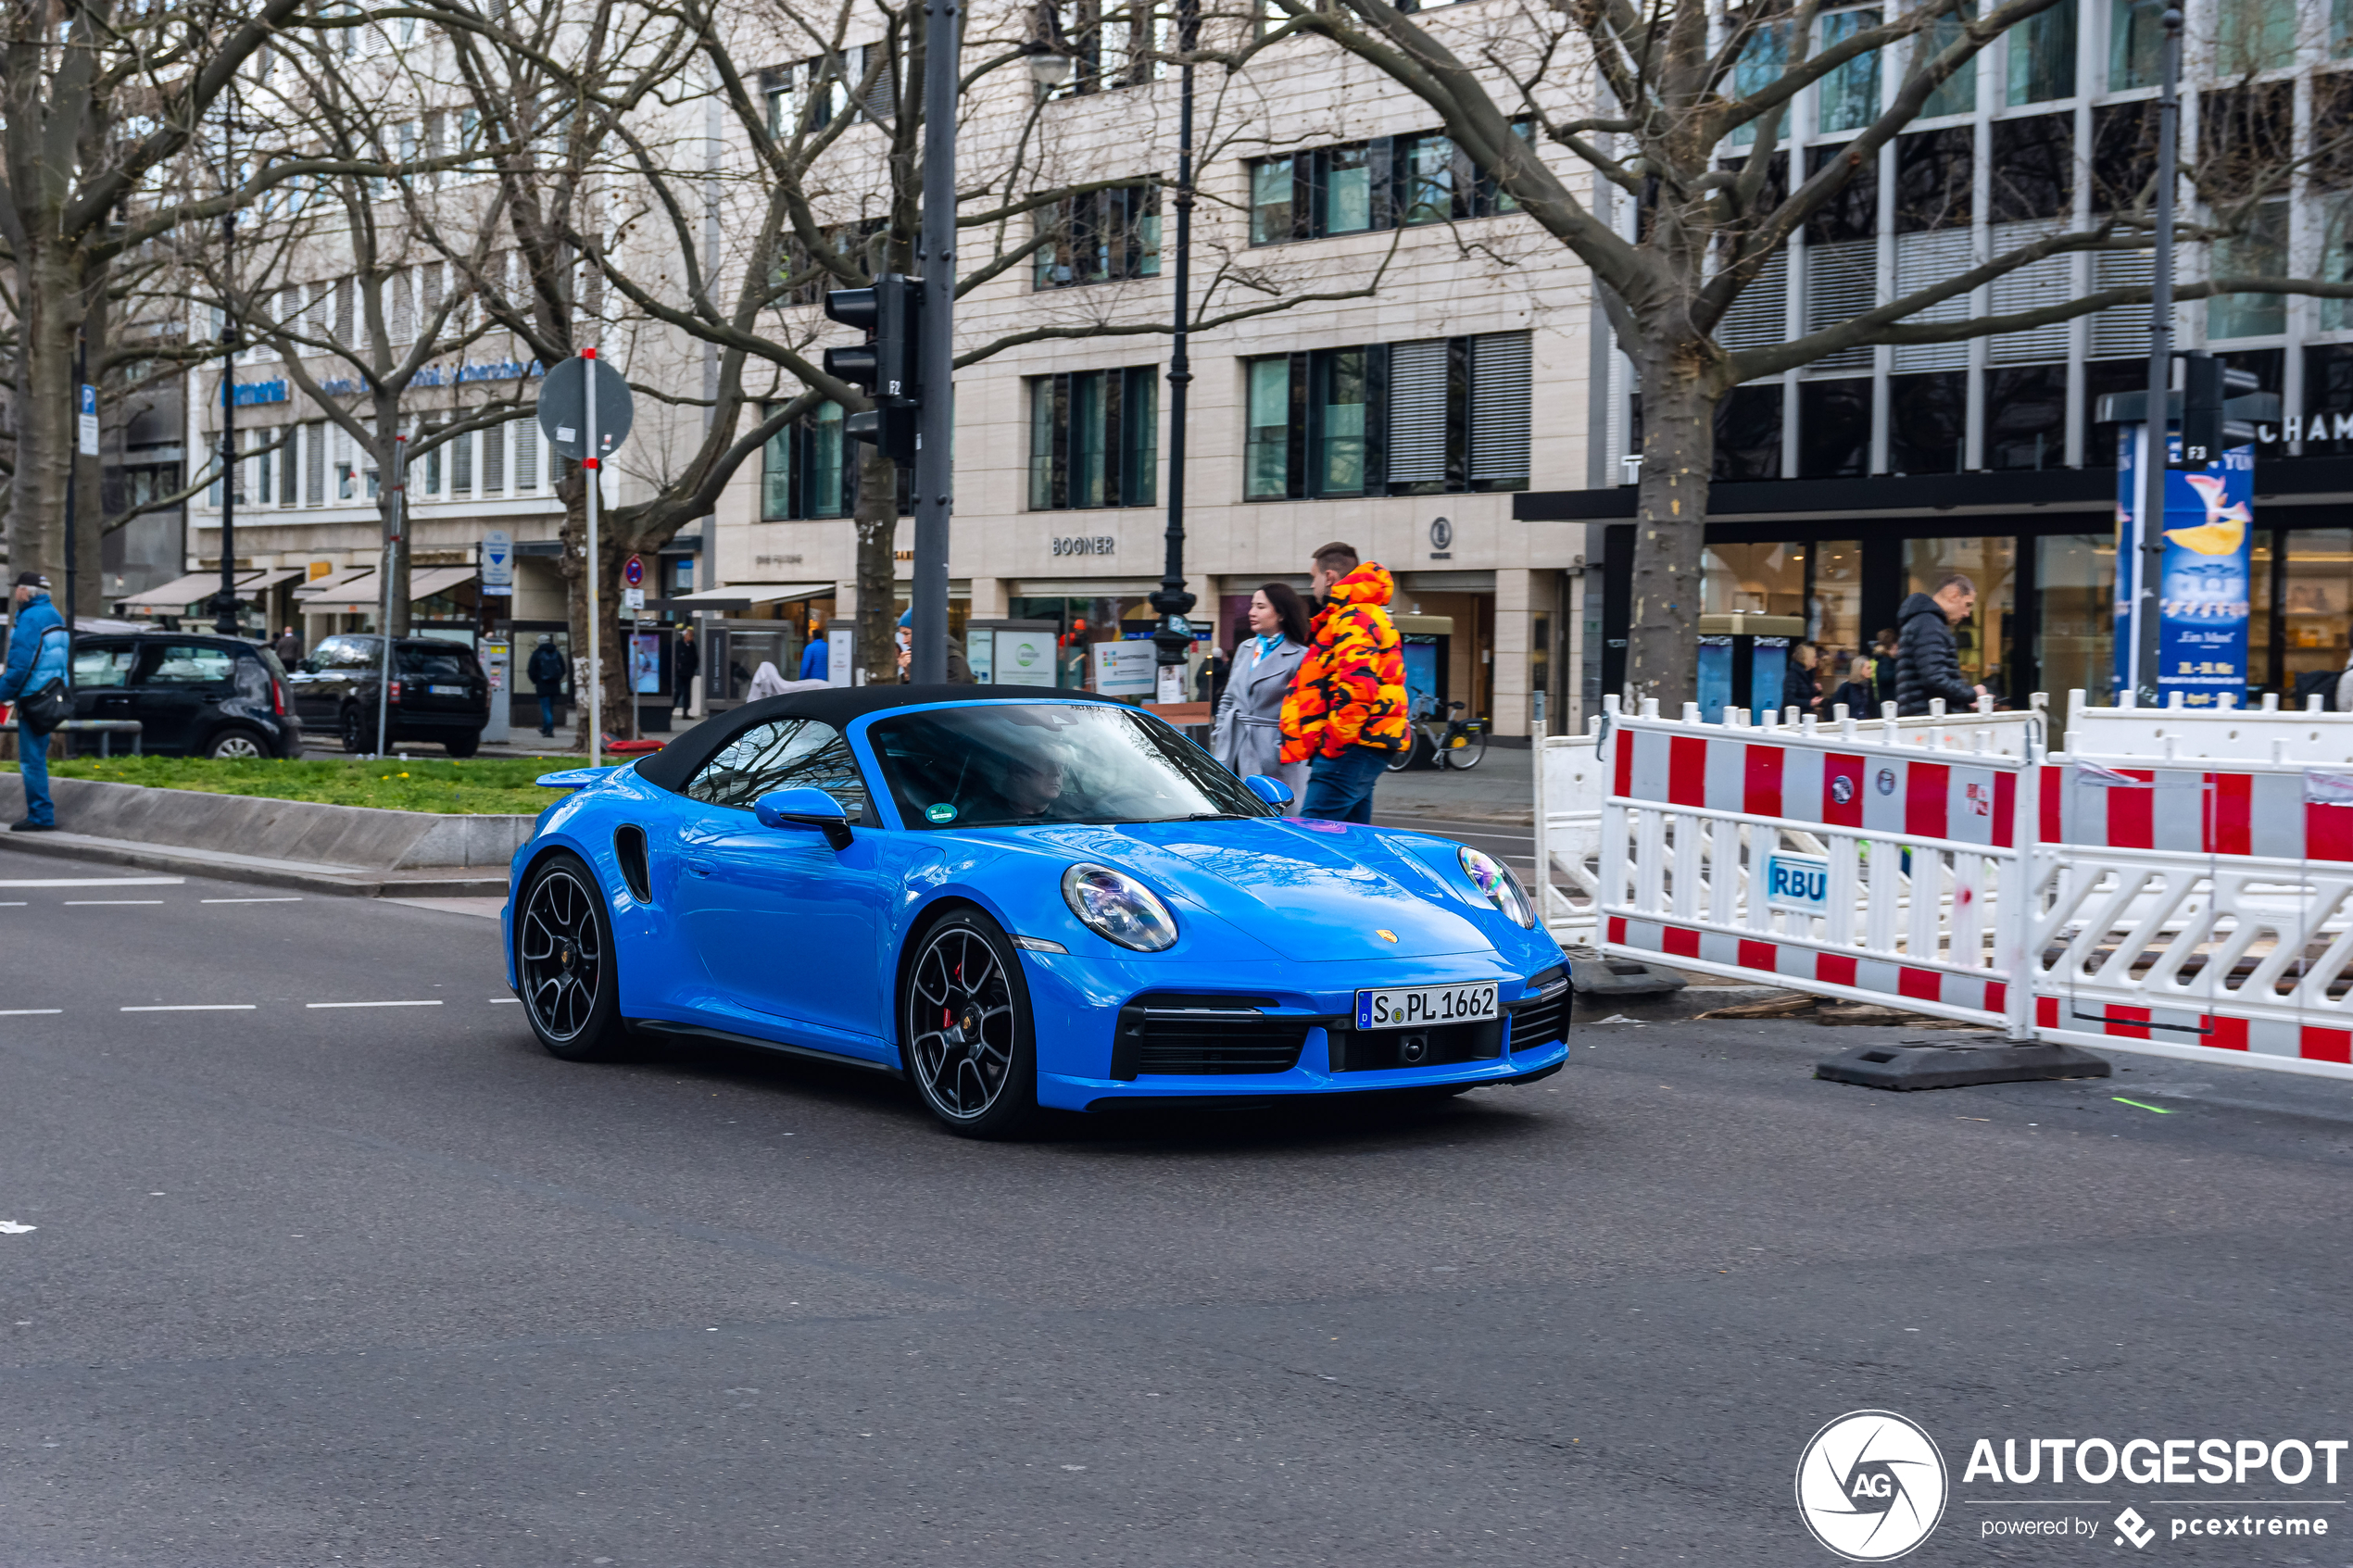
[64,330,82,644]
[377,433,403,758]
[1151,0,1201,696]
[585,348,603,767]
[216,206,241,638]
[2133,7,2183,709]
[910,0,959,685]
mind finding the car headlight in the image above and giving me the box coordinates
[1061,863,1180,952]
[1458,846,1535,928]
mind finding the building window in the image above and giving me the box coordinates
[1321,144,1374,233]
[452,427,473,495]
[1816,9,1882,135]
[2109,0,2166,89]
[1027,368,1156,510]
[1730,18,1792,145]
[1244,356,1299,498]
[1035,0,1163,95]
[1034,186,1161,289]
[761,405,793,520]
[1399,132,1462,225]
[1312,348,1370,496]
[1983,364,2068,470]
[1250,157,1294,245]
[2210,203,2288,339]
[483,420,506,495]
[2005,0,2076,105]
[1918,8,1975,119]
[1887,370,1967,474]
[1245,332,1530,500]
[1713,383,1785,480]
[1798,379,1871,477]
[806,402,848,519]
[1245,127,1527,245]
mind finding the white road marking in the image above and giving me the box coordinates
[0,1222,35,1235]
[64,899,165,906]
[0,901,24,906]
[0,877,183,887]
[0,1009,62,1016]
[120,1004,257,1012]
[201,897,304,904]
[489,997,521,1004]
[306,1000,444,1010]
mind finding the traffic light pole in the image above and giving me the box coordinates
[2133,6,2183,709]
[909,0,959,685]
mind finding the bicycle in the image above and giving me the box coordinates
[1385,699,1489,771]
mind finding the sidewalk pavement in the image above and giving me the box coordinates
[1362,744,1532,825]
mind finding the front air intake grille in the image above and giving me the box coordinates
[1113,995,1307,1079]
[1507,991,1569,1052]
[1328,1017,1504,1073]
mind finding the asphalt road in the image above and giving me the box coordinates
[4,843,2351,1565]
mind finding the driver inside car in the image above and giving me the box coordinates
[999,756,1066,821]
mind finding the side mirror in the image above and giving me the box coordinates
[1243,773,1294,809]
[754,786,854,849]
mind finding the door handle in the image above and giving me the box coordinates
[686,859,713,877]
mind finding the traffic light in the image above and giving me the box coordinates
[824,274,921,464]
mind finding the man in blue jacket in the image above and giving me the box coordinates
[1,572,71,832]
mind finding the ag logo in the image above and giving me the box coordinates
[1794,1411,1946,1562]
[1875,768,1898,797]
[1830,775,1856,806]
[1015,643,1038,667]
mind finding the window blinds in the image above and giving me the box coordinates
[1468,332,1532,483]
[1386,339,1450,485]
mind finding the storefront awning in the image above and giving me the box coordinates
[663,582,832,608]
[115,569,284,612]
[301,567,477,614]
[295,566,375,599]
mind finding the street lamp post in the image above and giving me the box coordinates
[1149,0,1202,702]
[2131,6,2183,709]
[214,202,241,637]
[908,0,960,684]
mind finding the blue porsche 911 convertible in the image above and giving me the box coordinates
[504,685,1570,1136]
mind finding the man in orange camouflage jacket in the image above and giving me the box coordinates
[1279,541,1408,822]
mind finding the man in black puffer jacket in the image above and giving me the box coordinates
[1895,574,1987,715]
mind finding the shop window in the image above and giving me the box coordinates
[1988,113,2072,223]
[1906,536,2016,698]
[2035,534,2115,709]
[1713,383,1784,480]
[1810,540,1865,655]
[1027,367,1158,510]
[1916,8,1975,119]
[2300,344,2353,455]
[1033,186,1161,289]
[1816,8,1882,134]
[2005,0,2076,105]
[1894,126,1972,232]
[1702,542,1807,617]
[2281,530,2353,694]
[1983,365,2067,470]
[1798,378,1870,477]
[1887,370,1966,474]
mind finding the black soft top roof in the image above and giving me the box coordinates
[634,684,1126,793]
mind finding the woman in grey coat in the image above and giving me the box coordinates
[1211,583,1314,797]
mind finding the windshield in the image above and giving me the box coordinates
[867,702,1271,830]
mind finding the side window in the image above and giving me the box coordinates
[314,636,357,668]
[138,644,237,685]
[684,718,870,815]
[72,642,136,687]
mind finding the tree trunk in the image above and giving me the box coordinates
[1626,344,1721,709]
[853,446,900,686]
[10,241,82,594]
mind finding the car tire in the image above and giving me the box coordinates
[446,733,481,759]
[203,727,270,760]
[900,907,1041,1139]
[514,851,630,1061]
[340,704,367,754]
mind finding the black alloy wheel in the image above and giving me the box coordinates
[515,852,627,1060]
[902,910,1038,1137]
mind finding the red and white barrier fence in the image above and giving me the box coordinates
[1568,693,2353,1082]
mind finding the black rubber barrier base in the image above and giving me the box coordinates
[1815,1038,2113,1090]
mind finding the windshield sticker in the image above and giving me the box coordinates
[925,802,958,823]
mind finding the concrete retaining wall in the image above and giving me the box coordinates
[0,775,536,870]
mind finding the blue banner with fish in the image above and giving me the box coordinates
[2113,425,2254,707]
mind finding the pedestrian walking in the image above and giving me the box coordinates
[1780,641,1821,716]
[798,618,828,681]
[673,626,699,718]
[1,572,72,834]
[1279,542,1408,823]
[526,633,567,737]
[1210,583,1313,798]
[1827,656,1878,718]
[1894,574,1987,716]
[273,625,304,665]
[895,609,974,683]
[1871,627,1901,710]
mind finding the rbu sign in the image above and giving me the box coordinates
[1763,852,1831,914]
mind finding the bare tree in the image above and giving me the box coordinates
[1228,0,2353,702]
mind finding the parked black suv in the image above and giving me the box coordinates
[69,633,304,759]
[287,633,492,756]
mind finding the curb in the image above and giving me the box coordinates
[0,830,506,899]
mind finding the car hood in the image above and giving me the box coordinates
[992,818,1495,960]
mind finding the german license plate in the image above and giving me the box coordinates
[429,684,467,696]
[1353,982,1499,1032]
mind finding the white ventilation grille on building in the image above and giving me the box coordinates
[1891,229,1976,372]
[1469,332,1532,483]
[1987,220,2072,363]
[1387,339,1450,485]
[1804,239,1877,374]
[1713,250,1789,355]
[514,415,541,491]
[2089,246,2158,358]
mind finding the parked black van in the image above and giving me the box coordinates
[69,633,304,759]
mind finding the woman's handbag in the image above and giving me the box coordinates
[13,627,70,735]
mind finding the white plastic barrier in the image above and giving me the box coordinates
[1593,697,2039,1035]
[1533,726,1606,939]
[2062,688,2353,764]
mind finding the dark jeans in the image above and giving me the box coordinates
[1302,744,1390,823]
[536,691,558,734]
[18,726,52,825]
